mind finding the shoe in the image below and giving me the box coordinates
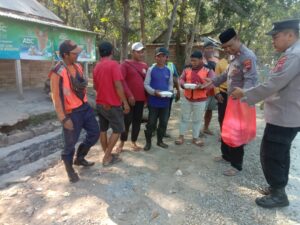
[62,159,79,183]
[74,143,95,167]
[157,142,168,148]
[255,188,289,208]
[144,142,151,151]
[257,186,272,195]
[74,158,95,167]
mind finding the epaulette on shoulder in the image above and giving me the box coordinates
[52,62,65,76]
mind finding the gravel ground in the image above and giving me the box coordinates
[0,102,299,225]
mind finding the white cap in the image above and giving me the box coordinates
[131,42,144,51]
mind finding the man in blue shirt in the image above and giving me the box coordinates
[144,47,173,150]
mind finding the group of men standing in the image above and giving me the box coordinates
[49,18,300,209]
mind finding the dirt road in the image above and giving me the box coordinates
[0,104,299,225]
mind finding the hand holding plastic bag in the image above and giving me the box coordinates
[221,96,256,147]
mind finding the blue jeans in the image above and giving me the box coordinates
[62,103,100,161]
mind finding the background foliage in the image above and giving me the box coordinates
[38,0,300,65]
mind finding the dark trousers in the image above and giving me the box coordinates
[217,91,228,128]
[155,98,173,134]
[62,104,100,161]
[260,123,299,188]
[218,91,244,170]
[221,140,244,170]
[145,105,169,142]
[120,101,144,142]
[167,97,173,121]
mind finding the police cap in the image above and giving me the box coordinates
[266,19,299,35]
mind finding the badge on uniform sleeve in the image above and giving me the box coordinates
[272,56,287,73]
[242,59,252,72]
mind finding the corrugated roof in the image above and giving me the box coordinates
[0,9,96,34]
[0,0,96,34]
[0,0,63,23]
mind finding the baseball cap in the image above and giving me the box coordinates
[59,40,82,57]
[155,47,169,56]
[219,28,237,44]
[132,42,144,51]
[266,19,300,35]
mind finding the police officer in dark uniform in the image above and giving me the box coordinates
[232,19,300,208]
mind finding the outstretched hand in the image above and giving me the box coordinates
[231,87,244,99]
[201,78,213,89]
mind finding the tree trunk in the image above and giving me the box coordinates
[81,0,95,31]
[138,0,146,43]
[184,0,202,65]
[164,0,180,49]
[175,0,187,72]
[120,0,130,61]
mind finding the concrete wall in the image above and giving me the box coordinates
[0,60,53,90]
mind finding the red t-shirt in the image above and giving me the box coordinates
[121,60,148,101]
[93,58,123,106]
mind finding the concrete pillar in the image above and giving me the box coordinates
[15,60,24,100]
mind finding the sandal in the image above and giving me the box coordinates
[102,155,122,167]
[175,136,184,145]
[223,167,240,176]
[213,156,229,163]
[131,143,142,151]
[192,139,204,147]
[114,145,123,154]
[202,129,214,135]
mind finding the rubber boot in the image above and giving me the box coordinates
[62,157,79,183]
[74,143,95,167]
[255,188,289,208]
[157,128,168,148]
[144,130,152,151]
[257,186,273,195]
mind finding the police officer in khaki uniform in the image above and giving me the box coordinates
[232,19,300,208]
[207,28,258,176]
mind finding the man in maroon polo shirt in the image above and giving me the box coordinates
[115,42,148,152]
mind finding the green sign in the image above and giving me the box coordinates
[0,18,20,59]
[19,25,53,60]
[0,17,96,62]
[52,27,96,62]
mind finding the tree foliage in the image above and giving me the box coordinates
[38,0,300,63]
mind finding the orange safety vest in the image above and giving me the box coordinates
[51,62,88,113]
[184,67,209,100]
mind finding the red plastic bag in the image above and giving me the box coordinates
[221,96,256,147]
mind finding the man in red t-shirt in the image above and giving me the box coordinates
[115,42,148,152]
[93,41,130,166]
